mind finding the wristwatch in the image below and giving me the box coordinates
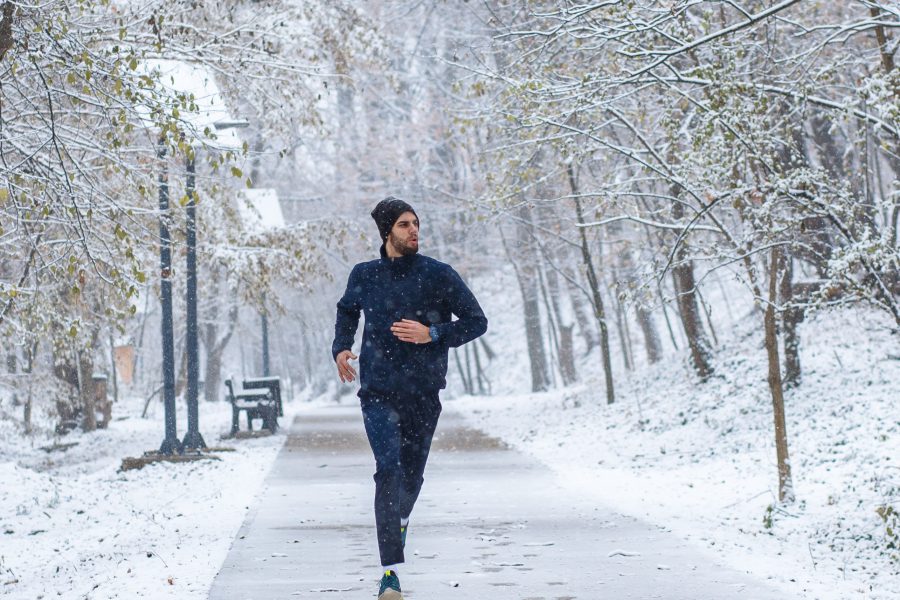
[428,325,439,343]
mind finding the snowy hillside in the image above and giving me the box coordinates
[455,302,900,599]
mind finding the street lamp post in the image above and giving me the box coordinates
[158,138,183,456]
[181,119,248,450]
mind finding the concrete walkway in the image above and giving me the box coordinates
[209,404,786,599]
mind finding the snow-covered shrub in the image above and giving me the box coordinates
[876,504,899,564]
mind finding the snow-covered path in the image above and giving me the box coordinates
[209,404,784,599]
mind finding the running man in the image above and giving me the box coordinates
[332,196,488,600]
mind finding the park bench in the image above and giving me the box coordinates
[225,377,278,435]
[242,376,283,418]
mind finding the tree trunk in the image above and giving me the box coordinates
[463,342,476,393]
[637,216,679,351]
[453,347,473,395]
[0,3,14,62]
[890,200,900,295]
[503,208,551,393]
[714,269,737,325]
[569,164,614,403]
[658,283,680,351]
[538,266,560,388]
[6,350,16,406]
[809,112,846,181]
[543,260,577,384]
[94,375,111,429]
[695,285,719,347]
[557,323,577,384]
[870,8,896,74]
[564,274,598,353]
[670,188,714,379]
[77,349,97,432]
[516,255,550,392]
[780,252,802,388]
[302,328,313,390]
[671,260,715,379]
[476,333,494,357]
[536,201,578,385]
[53,353,80,433]
[472,338,489,394]
[23,394,32,434]
[891,197,900,263]
[204,347,224,403]
[612,284,633,371]
[23,343,34,435]
[53,337,100,434]
[202,286,239,403]
[108,331,119,404]
[765,246,795,504]
[635,305,662,363]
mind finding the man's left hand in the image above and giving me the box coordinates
[391,319,432,344]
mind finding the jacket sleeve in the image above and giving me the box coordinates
[433,266,487,348]
[332,265,362,360]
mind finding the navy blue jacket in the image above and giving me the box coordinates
[332,247,488,397]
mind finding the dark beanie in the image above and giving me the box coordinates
[371,196,417,242]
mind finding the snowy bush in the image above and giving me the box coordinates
[876,504,899,564]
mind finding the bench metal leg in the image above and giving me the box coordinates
[231,406,240,435]
[264,406,277,433]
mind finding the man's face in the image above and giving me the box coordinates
[388,211,419,256]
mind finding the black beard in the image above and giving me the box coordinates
[389,236,418,256]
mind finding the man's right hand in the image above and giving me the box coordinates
[336,350,358,383]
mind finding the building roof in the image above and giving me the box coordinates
[239,188,285,232]
[144,59,245,151]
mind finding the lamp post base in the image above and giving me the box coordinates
[182,430,207,451]
[159,437,184,456]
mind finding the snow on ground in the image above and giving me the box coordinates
[454,306,900,600]
[1,261,897,600]
[0,395,313,599]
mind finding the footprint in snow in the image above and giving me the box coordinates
[607,549,641,558]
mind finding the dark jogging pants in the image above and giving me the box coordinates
[360,391,442,566]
